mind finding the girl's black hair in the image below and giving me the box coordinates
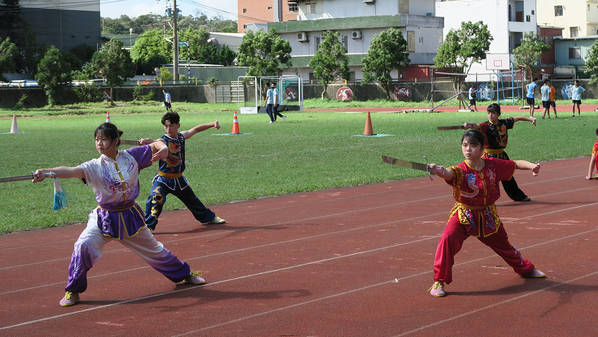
[595,128,598,136]
[462,129,485,147]
[162,111,180,125]
[487,103,501,116]
[95,123,122,147]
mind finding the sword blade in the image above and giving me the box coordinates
[0,174,34,183]
[120,140,140,146]
[382,155,429,172]
[437,125,465,130]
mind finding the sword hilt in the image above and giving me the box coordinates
[423,156,433,180]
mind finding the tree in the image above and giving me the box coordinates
[309,31,350,99]
[90,39,134,103]
[35,46,72,106]
[434,21,492,106]
[0,0,23,42]
[362,28,410,99]
[180,26,210,60]
[513,32,551,80]
[219,44,237,66]
[198,42,220,64]
[102,18,129,34]
[237,28,292,77]
[0,37,18,82]
[130,29,172,74]
[586,41,598,85]
[71,44,96,64]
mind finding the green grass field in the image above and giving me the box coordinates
[0,101,596,234]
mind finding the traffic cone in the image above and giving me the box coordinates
[106,111,111,123]
[9,114,19,134]
[231,111,241,134]
[363,111,375,135]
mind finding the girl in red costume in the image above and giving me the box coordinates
[427,129,546,297]
[585,128,598,180]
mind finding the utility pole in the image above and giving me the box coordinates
[173,0,179,81]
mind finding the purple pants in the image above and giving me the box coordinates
[65,209,190,293]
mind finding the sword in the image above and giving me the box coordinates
[437,125,465,130]
[0,172,54,183]
[382,155,433,180]
[120,139,140,146]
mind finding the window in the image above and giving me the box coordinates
[289,3,298,12]
[571,26,579,37]
[418,36,424,44]
[399,0,409,13]
[315,36,321,51]
[438,33,443,44]
[531,10,534,15]
[268,7,272,10]
[554,5,563,16]
[243,24,247,29]
[306,3,316,14]
[569,47,581,59]
[243,8,247,13]
[407,31,415,52]
[342,35,348,52]
[526,15,530,22]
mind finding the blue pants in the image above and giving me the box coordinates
[145,181,215,230]
[266,104,284,122]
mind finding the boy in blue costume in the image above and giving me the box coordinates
[141,112,225,231]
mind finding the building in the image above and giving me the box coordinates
[537,0,598,38]
[19,0,102,51]
[436,0,537,80]
[238,0,298,33]
[267,0,444,81]
[552,35,598,78]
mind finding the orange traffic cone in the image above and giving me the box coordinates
[231,111,241,134]
[9,114,19,134]
[106,111,111,123]
[363,111,375,135]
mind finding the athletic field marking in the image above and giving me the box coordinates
[2,225,597,332]
[392,270,598,337]
[1,176,594,272]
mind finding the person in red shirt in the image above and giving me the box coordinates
[585,128,598,180]
[427,129,546,297]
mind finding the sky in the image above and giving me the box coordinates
[100,0,238,20]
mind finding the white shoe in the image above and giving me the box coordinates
[428,281,445,297]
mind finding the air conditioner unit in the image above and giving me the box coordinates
[297,32,308,42]
[351,30,362,40]
[363,0,375,3]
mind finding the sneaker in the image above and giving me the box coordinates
[523,268,547,278]
[428,281,445,297]
[184,271,206,285]
[515,196,531,202]
[59,292,80,307]
[283,115,287,122]
[206,216,226,225]
[269,121,274,124]
[572,114,575,117]
[541,116,545,119]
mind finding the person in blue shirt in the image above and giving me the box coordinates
[571,80,586,117]
[263,82,285,123]
[163,89,172,112]
[525,77,538,118]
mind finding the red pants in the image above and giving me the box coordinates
[433,214,535,284]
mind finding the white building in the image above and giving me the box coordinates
[436,0,538,81]
[267,0,444,81]
[537,0,598,38]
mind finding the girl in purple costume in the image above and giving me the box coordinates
[32,123,206,307]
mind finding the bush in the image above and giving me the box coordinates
[132,84,155,101]
[13,94,28,110]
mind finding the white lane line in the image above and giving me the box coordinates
[2,181,596,272]
[392,270,598,337]
[2,226,598,332]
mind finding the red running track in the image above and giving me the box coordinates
[1,156,597,336]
